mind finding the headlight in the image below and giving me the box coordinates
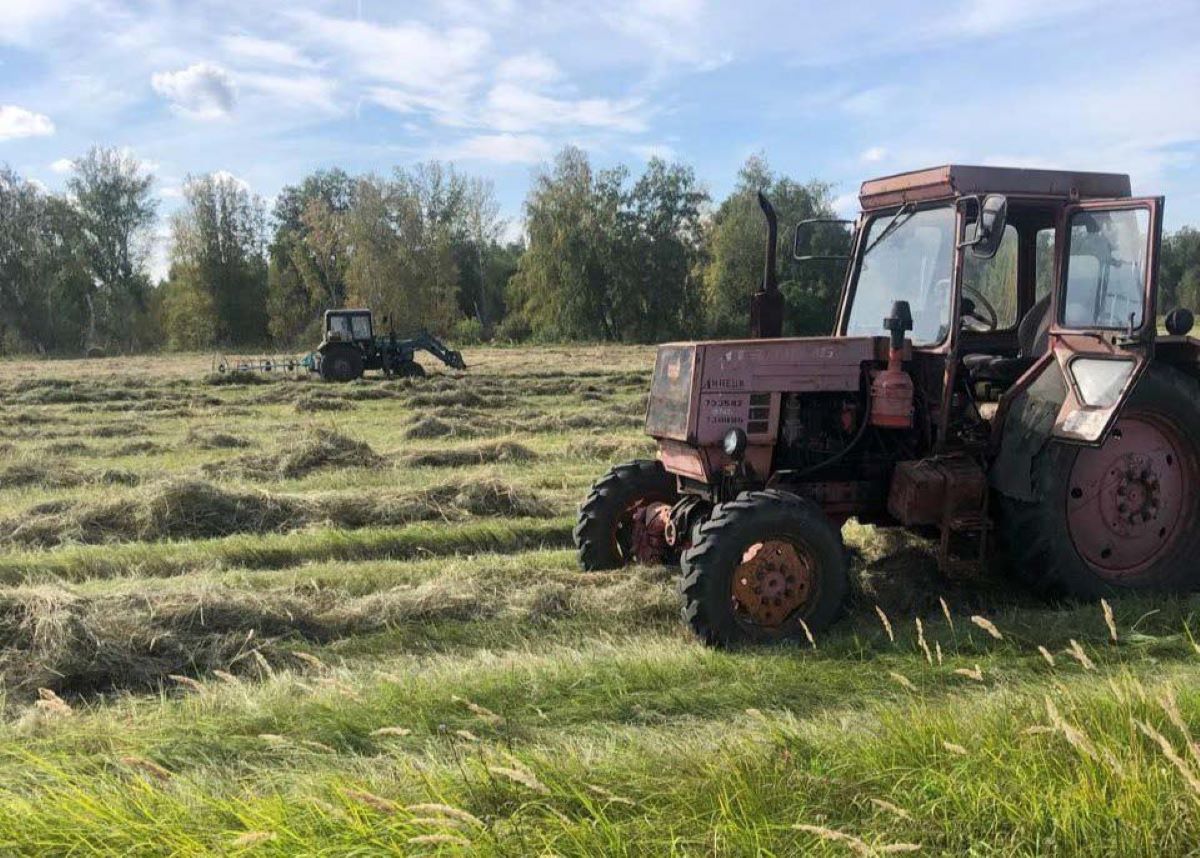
[1069,357,1135,408]
[722,428,748,460]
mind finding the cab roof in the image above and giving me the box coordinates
[859,164,1132,211]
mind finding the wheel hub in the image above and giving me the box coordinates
[1066,415,1193,578]
[730,540,814,628]
[622,500,672,564]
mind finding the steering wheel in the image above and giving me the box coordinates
[962,284,999,332]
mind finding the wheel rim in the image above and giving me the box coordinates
[1065,413,1197,580]
[613,497,671,564]
[730,539,817,628]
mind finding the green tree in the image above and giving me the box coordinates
[508,147,707,342]
[66,147,157,351]
[163,173,267,348]
[267,169,355,343]
[703,155,843,337]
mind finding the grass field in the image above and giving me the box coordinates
[3,346,1200,856]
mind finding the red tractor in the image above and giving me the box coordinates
[575,165,1200,646]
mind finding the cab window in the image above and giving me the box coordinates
[351,314,373,340]
[962,224,1018,329]
[1062,208,1149,329]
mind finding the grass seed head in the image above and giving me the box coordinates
[372,726,412,738]
[1101,599,1118,642]
[889,671,917,692]
[231,831,277,847]
[942,741,968,755]
[488,765,549,794]
[954,665,984,682]
[407,834,471,847]
[970,615,1003,640]
[1067,639,1096,670]
[1037,645,1056,667]
[406,804,485,827]
[345,789,399,814]
[875,605,895,643]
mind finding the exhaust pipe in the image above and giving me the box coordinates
[751,191,783,338]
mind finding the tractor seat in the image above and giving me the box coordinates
[962,294,1052,387]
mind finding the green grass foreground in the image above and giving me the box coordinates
[1,347,1200,855]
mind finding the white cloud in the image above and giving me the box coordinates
[210,170,251,193]
[482,83,646,133]
[496,52,561,85]
[49,157,75,174]
[860,146,887,163]
[449,133,551,164]
[292,12,488,121]
[0,105,55,141]
[222,34,318,69]
[0,0,79,45]
[151,63,237,119]
[241,73,340,114]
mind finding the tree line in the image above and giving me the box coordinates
[3,145,1200,355]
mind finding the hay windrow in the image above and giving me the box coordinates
[0,585,337,702]
[2,475,553,547]
[404,441,536,469]
[204,429,384,480]
[0,461,138,490]
[185,428,253,450]
[294,395,356,414]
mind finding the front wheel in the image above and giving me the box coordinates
[680,490,848,647]
[574,460,678,570]
[999,364,1200,598]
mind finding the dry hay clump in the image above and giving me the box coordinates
[8,379,162,406]
[0,460,139,490]
[0,585,340,703]
[115,440,164,456]
[86,422,144,439]
[185,427,253,450]
[404,441,536,469]
[3,475,552,547]
[206,429,384,480]
[202,370,273,386]
[405,389,501,409]
[294,394,356,414]
[406,416,464,440]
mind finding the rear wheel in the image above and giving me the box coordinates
[320,346,363,383]
[574,460,678,570]
[680,490,848,647]
[1000,365,1200,598]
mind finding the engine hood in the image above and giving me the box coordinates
[646,335,898,446]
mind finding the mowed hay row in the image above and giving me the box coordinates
[0,459,140,490]
[204,429,384,480]
[404,440,536,468]
[1,475,555,547]
[0,559,677,704]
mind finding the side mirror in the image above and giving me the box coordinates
[794,218,854,262]
[960,194,1008,259]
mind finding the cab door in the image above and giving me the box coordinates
[1049,197,1163,445]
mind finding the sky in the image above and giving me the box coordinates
[2,0,1199,278]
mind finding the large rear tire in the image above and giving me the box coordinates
[320,346,364,383]
[680,490,848,647]
[999,364,1200,598]
[574,460,678,570]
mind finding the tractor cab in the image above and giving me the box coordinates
[824,165,1173,447]
[324,309,375,345]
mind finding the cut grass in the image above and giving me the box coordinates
[2,345,1198,855]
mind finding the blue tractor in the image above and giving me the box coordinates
[314,309,466,382]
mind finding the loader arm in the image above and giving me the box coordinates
[411,332,467,370]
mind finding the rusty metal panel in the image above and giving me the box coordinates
[690,337,879,446]
[860,165,1132,211]
[888,457,987,527]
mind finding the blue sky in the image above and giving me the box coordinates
[2,0,1199,276]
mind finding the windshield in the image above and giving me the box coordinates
[845,206,956,345]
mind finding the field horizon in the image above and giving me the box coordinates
[1,346,1200,856]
